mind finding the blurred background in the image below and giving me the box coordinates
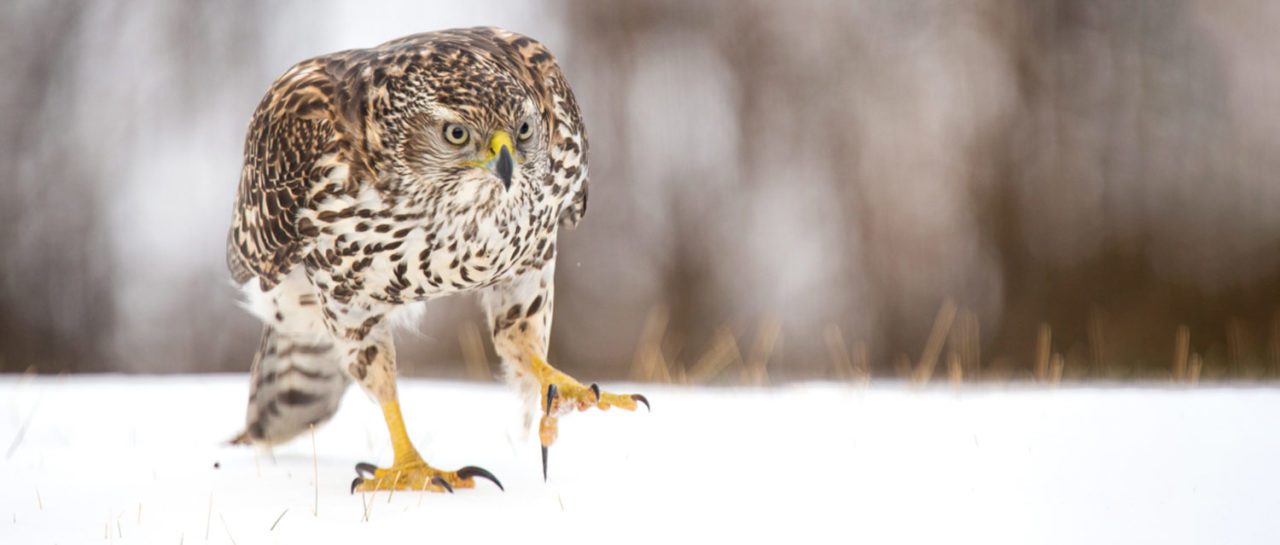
[2,0,1278,383]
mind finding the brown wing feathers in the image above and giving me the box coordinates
[227,63,342,290]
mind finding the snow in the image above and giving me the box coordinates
[2,375,1278,544]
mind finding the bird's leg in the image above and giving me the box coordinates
[530,353,649,479]
[346,332,502,494]
[483,265,647,480]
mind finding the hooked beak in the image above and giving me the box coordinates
[487,131,515,190]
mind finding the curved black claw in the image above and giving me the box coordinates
[632,394,651,412]
[457,466,504,491]
[350,476,364,494]
[431,476,454,494]
[542,383,556,482]
[355,462,378,479]
[545,383,558,416]
[589,383,601,402]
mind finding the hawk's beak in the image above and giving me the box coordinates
[487,131,515,190]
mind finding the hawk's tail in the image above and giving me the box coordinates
[230,326,350,446]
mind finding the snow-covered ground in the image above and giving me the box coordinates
[2,375,1278,544]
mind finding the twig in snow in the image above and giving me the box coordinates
[269,509,288,531]
[310,424,319,517]
[361,491,373,522]
[5,400,38,460]
[204,494,212,541]
[417,476,430,508]
[219,514,238,545]
[387,471,402,503]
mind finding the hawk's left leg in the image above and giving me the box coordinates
[344,324,502,494]
[482,264,648,480]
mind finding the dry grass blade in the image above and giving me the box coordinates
[912,299,957,384]
[204,494,212,541]
[1188,354,1202,386]
[1270,311,1280,377]
[387,471,403,503]
[459,322,491,381]
[1088,308,1107,378]
[743,319,781,386]
[948,350,962,386]
[1173,325,1190,382]
[1227,320,1246,377]
[631,305,670,382]
[894,354,912,378]
[823,325,855,382]
[310,424,318,516]
[688,327,742,384]
[957,309,981,377]
[6,397,39,460]
[1035,324,1052,382]
[361,490,373,522]
[269,509,287,531]
[219,514,237,545]
[854,341,870,382]
[1050,353,1064,384]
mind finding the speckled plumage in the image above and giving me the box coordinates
[226,27,589,447]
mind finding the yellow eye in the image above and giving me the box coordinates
[517,120,534,141]
[443,123,469,145]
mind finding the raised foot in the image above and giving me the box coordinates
[539,380,649,480]
[350,461,503,494]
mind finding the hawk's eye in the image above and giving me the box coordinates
[443,124,469,145]
[517,121,534,141]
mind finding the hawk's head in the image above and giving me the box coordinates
[387,46,552,212]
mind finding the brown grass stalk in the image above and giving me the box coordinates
[1088,308,1107,378]
[854,341,870,382]
[823,325,855,381]
[1173,326,1190,382]
[630,305,670,382]
[947,350,962,386]
[459,322,491,381]
[1035,324,1051,382]
[688,327,741,384]
[912,299,957,384]
[310,424,318,516]
[743,319,781,386]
